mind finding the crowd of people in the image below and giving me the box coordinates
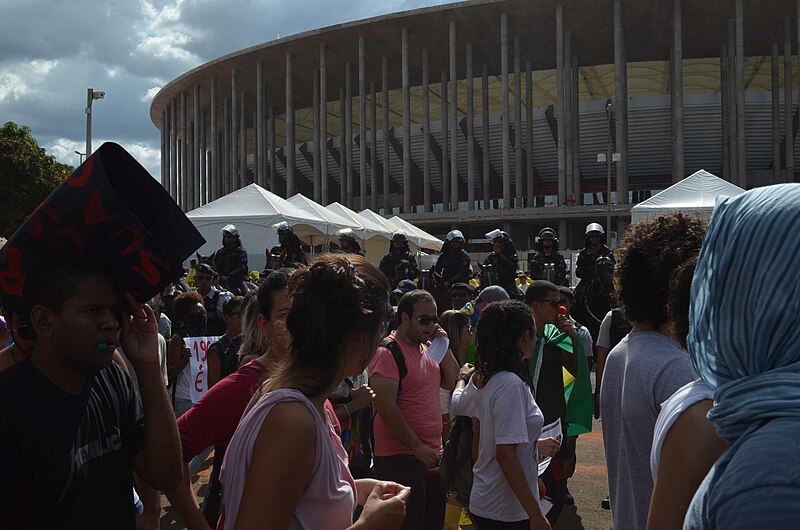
[2,172,800,530]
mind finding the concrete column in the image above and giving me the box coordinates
[257,61,265,188]
[728,22,738,181]
[501,11,511,209]
[194,85,202,208]
[345,62,354,207]
[161,110,167,191]
[614,0,628,204]
[672,0,684,183]
[402,27,412,213]
[180,92,188,210]
[735,0,746,188]
[382,56,390,213]
[466,42,475,210]
[556,5,566,206]
[785,18,794,181]
[313,69,321,201]
[526,60,534,206]
[573,55,581,204]
[514,36,523,207]
[359,34,367,209]
[482,65,491,207]
[320,44,328,204]
[200,111,206,204]
[269,105,276,192]
[450,20,459,210]
[721,46,730,181]
[370,81,378,211]
[240,91,246,186]
[223,97,229,195]
[210,79,217,200]
[442,69,450,210]
[187,122,193,210]
[231,69,238,190]
[422,49,432,212]
[772,42,781,183]
[559,219,568,251]
[252,109,257,189]
[565,32,574,202]
[340,88,347,203]
[286,52,296,196]
[171,99,178,200]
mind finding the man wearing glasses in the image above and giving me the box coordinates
[370,290,450,530]
[194,263,233,337]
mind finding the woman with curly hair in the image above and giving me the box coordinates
[599,213,707,530]
[451,301,551,530]
[220,254,410,530]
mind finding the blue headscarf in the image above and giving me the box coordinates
[688,183,800,443]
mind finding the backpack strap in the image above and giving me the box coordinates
[380,338,407,395]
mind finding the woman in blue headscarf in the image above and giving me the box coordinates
[684,183,800,529]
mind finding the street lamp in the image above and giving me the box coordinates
[75,150,86,164]
[85,88,105,156]
[597,100,621,247]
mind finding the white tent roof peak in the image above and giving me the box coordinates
[389,216,444,251]
[630,170,746,223]
[325,202,391,240]
[287,194,359,235]
[358,209,402,233]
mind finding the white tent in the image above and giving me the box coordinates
[358,209,403,234]
[325,203,392,264]
[630,170,746,223]
[388,216,444,251]
[287,193,360,252]
[187,184,328,271]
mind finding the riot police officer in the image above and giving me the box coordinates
[379,232,418,287]
[529,227,569,287]
[335,228,365,256]
[575,223,615,287]
[214,224,249,295]
[268,222,308,268]
[432,229,471,289]
[483,229,523,300]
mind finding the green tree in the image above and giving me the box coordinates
[0,121,74,236]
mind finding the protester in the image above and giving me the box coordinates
[194,263,233,338]
[165,271,292,529]
[682,184,800,528]
[451,300,551,530]
[370,290,449,530]
[432,230,471,289]
[558,287,593,371]
[483,230,523,300]
[449,282,475,311]
[600,213,706,530]
[214,225,249,296]
[221,255,409,529]
[461,285,510,364]
[380,233,419,288]
[166,291,207,417]
[593,306,631,419]
[0,253,182,529]
[646,255,726,530]
[206,295,244,388]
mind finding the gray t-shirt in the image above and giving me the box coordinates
[600,331,694,530]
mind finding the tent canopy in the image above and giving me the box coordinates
[325,203,392,241]
[287,194,357,236]
[630,170,746,223]
[359,209,402,235]
[388,216,444,251]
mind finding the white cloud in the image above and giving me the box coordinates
[0,59,57,102]
[142,86,162,102]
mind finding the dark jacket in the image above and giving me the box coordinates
[269,235,308,268]
[379,242,418,286]
[529,251,569,287]
[576,243,615,281]
[214,244,248,284]
[432,248,471,286]
[483,246,519,285]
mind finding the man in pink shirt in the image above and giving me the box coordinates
[370,290,446,530]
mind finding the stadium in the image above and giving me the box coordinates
[150,0,798,253]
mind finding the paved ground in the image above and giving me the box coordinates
[159,378,612,529]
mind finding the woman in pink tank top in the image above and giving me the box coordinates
[221,255,411,530]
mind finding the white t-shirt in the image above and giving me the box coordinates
[650,379,714,477]
[596,310,613,349]
[439,387,451,417]
[451,371,544,522]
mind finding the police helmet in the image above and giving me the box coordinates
[585,223,605,236]
[485,228,508,242]
[275,221,294,235]
[221,224,239,237]
[336,228,356,241]
[539,227,557,241]
[446,230,464,242]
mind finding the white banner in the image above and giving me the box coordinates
[185,336,221,403]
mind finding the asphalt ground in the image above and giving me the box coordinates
[159,376,612,530]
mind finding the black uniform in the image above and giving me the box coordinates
[483,240,522,300]
[379,241,418,287]
[269,234,308,269]
[529,251,569,287]
[214,243,248,295]
[575,243,615,283]
[432,248,470,286]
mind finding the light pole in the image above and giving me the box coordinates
[75,150,85,164]
[85,88,105,156]
[597,100,621,247]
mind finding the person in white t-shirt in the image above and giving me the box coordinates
[451,300,551,530]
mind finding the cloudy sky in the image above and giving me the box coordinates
[1,0,461,180]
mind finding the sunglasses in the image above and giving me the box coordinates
[417,315,439,326]
[540,298,563,308]
[196,275,212,281]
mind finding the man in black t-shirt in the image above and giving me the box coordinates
[0,255,182,529]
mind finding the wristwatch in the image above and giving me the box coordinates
[455,373,471,384]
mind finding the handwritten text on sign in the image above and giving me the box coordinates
[185,336,221,403]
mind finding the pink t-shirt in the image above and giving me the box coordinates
[369,330,443,457]
[220,388,356,530]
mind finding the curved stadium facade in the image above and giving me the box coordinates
[150,0,799,250]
